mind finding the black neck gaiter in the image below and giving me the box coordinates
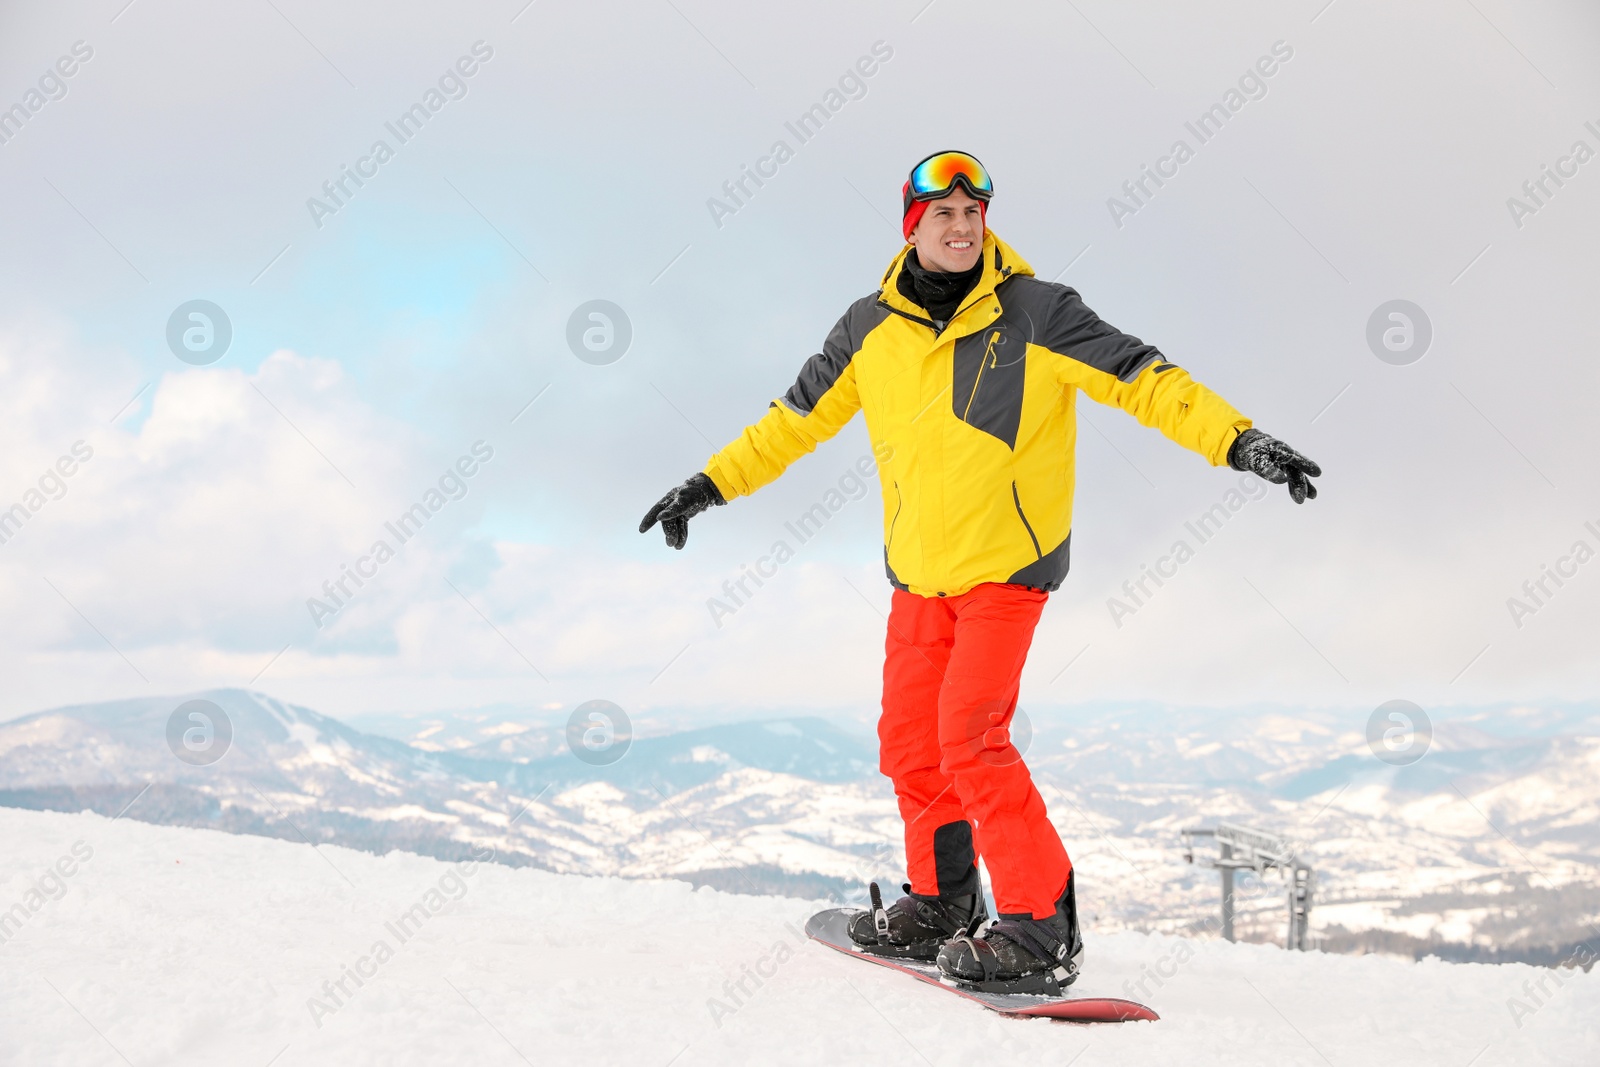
[898,248,984,326]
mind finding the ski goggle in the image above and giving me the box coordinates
[904,150,994,211]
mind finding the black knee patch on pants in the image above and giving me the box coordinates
[933,820,980,897]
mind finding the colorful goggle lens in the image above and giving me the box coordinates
[907,151,993,204]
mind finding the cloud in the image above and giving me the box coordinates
[4,302,1599,728]
[2,2,1597,725]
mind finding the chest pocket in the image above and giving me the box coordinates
[951,321,1026,450]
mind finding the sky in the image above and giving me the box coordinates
[0,0,1596,729]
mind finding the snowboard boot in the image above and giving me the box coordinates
[936,871,1084,996]
[847,881,988,961]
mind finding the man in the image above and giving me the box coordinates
[640,150,1320,994]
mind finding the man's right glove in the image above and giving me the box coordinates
[1227,429,1322,504]
[639,472,725,549]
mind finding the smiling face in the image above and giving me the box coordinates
[909,188,985,273]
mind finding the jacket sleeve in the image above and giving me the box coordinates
[702,309,864,500]
[1039,284,1251,466]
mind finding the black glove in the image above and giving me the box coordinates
[1228,429,1322,504]
[639,472,725,549]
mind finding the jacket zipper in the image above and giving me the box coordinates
[875,300,938,331]
[887,481,903,549]
[936,291,998,336]
[949,289,994,326]
[875,265,1009,336]
[945,265,1008,327]
[1012,481,1042,558]
[962,330,1003,422]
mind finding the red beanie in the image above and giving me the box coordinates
[902,180,986,241]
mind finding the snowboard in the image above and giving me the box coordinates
[805,908,1159,1023]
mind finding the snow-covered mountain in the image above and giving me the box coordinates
[3,807,1595,1066]
[0,689,889,897]
[2,690,1598,965]
[1020,709,1600,965]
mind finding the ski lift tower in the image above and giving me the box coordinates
[1181,822,1314,950]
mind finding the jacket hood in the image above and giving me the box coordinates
[878,230,1035,319]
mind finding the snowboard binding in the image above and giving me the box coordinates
[936,872,1084,997]
[938,919,1083,996]
[846,880,986,961]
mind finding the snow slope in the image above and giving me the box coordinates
[11,689,1600,961]
[1,807,1595,1066]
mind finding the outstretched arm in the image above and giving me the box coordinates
[701,305,867,501]
[640,304,867,549]
[1040,284,1321,502]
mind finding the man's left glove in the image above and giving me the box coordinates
[1228,429,1322,504]
[639,472,726,550]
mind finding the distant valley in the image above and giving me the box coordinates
[3,690,1597,967]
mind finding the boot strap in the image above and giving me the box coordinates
[950,932,1068,993]
[869,881,890,939]
[912,898,978,938]
[952,933,1000,982]
[989,918,1067,966]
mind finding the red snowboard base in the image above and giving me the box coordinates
[806,908,1159,1023]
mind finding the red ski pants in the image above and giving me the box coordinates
[879,582,1071,919]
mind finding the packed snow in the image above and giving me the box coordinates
[1,807,1595,1066]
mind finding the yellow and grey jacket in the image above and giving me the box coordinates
[702,231,1252,599]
